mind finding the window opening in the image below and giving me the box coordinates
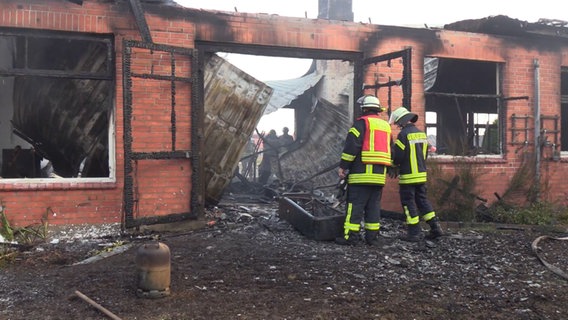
[0,29,114,180]
[424,57,502,156]
[425,111,437,149]
[561,67,568,151]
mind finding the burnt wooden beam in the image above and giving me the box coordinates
[363,49,409,65]
[128,0,153,43]
[131,151,192,160]
[424,92,501,99]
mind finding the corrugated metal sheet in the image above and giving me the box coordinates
[280,98,350,188]
[203,53,273,204]
[264,72,323,114]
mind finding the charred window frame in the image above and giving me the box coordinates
[561,67,568,152]
[424,57,502,156]
[0,28,114,181]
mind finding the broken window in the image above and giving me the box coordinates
[561,67,568,152]
[424,57,501,156]
[0,29,114,180]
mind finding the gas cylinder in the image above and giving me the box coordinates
[135,241,171,298]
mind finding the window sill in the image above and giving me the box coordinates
[0,178,117,191]
[428,154,506,164]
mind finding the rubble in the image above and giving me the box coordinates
[1,200,568,319]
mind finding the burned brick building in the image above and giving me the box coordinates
[0,0,567,235]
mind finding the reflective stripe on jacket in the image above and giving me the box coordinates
[359,115,392,165]
[393,124,429,184]
[339,112,391,186]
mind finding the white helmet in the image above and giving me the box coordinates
[389,107,418,125]
[357,95,385,112]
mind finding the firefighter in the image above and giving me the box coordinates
[389,107,444,242]
[278,127,295,152]
[335,95,392,246]
[258,129,280,185]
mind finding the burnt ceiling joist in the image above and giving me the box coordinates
[128,0,153,43]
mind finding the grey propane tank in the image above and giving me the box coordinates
[135,241,171,298]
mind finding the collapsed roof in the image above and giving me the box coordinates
[264,72,323,114]
[444,15,568,39]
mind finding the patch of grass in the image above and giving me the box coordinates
[0,202,14,242]
[0,203,49,246]
[490,201,568,226]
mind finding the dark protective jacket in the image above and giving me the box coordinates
[392,123,428,184]
[340,112,392,185]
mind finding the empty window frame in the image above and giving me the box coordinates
[0,28,114,180]
[424,57,501,156]
[425,111,437,148]
[561,67,568,152]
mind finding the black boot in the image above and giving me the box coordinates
[364,230,381,246]
[335,232,360,246]
[426,218,445,239]
[401,224,423,242]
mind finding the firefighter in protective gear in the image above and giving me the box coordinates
[390,107,444,242]
[336,95,392,246]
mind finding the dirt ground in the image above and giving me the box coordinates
[2,198,568,320]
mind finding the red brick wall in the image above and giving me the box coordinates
[1,0,567,228]
[0,0,196,227]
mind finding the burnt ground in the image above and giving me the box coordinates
[1,199,568,320]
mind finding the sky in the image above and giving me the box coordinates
[174,0,566,134]
[175,0,565,28]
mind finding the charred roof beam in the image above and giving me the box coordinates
[128,0,153,43]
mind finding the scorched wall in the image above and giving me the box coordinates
[0,0,567,230]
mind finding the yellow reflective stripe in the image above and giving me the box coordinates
[361,150,391,157]
[399,172,427,184]
[407,132,428,173]
[409,142,418,175]
[348,165,387,184]
[364,222,380,231]
[348,173,386,184]
[341,153,356,162]
[361,151,391,157]
[345,223,359,231]
[349,127,360,138]
[407,132,427,141]
[395,139,405,150]
[343,203,360,236]
[403,206,419,224]
[361,150,392,164]
[422,211,436,222]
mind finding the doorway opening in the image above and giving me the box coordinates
[198,43,412,206]
[198,43,362,204]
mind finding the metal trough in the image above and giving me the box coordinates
[278,195,344,241]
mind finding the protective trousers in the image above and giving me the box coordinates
[341,184,383,239]
[399,183,435,225]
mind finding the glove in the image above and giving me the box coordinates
[387,166,399,179]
